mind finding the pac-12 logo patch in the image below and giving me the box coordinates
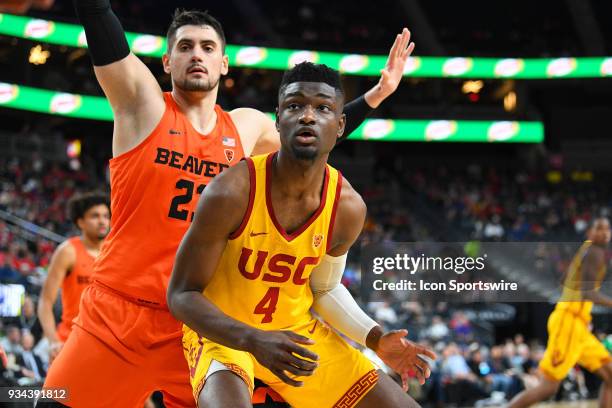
[224,149,234,163]
[312,234,324,248]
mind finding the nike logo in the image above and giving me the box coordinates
[169,129,182,135]
[250,231,268,237]
[308,321,318,334]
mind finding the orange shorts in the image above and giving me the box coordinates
[43,282,194,408]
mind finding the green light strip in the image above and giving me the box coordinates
[0,83,543,143]
[1,13,611,79]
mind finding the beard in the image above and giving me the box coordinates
[290,144,318,161]
[176,75,219,92]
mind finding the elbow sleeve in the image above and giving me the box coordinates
[73,0,130,66]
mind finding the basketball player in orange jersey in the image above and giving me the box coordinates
[37,192,109,364]
[168,62,436,408]
[508,217,612,408]
[42,1,415,406]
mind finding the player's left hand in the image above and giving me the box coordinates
[374,28,415,101]
[375,329,436,391]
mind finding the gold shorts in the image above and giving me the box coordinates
[183,318,378,408]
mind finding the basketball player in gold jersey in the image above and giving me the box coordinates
[508,217,612,408]
[168,62,436,408]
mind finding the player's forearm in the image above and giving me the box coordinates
[311,284,378,347]
[584,291,612,308]
[37,300,59,342]
[340,95,375,142]
[363,86,389,109]
[168,290,261,351]
[73,0,130,66]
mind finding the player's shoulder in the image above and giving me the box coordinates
[586,243,606,261]
[205,159,251,201]
[229,107,269,123]
[336,176,366,221]
[53,238,77,263]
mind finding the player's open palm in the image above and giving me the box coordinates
[375,329,436,391]
[377,28,415,98]
[250,330,319,387]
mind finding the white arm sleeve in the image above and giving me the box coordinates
[310,253,379,347]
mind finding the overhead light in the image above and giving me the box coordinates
[462,80,483,94]
[504,91,517,111]
[29,45,50,65]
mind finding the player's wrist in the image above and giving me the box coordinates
[365,325,384,351]
[364,88,385,109]
[241,327,265,353]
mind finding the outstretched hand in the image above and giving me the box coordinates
[376,28,415,99]
[365,28,415,108]
[375,329,436,391]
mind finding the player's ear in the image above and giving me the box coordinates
[275,107,280,132]
[337,112,346,141]
[221,54,229,76]
[162,53,171,74]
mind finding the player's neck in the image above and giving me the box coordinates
[272,151,328,197]
[171,87,219,134]
[80,234,103,251]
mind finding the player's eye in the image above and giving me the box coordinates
[287,103,300,110]
[318,105,331,112]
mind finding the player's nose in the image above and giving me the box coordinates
[298,105,316,124]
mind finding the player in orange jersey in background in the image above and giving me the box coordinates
[37,192,109,364]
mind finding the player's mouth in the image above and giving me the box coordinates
[295,127,318,144]
[187,65,208,75]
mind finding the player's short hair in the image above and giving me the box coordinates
[67,192,110,226]
[589,216,610,231]
[279,62,344,100]
[167,9,226,53]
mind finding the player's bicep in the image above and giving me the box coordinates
[327,183,367,257]
[94,53,163,114]
[40,244,74,305]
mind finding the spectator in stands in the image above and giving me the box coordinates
[488,345,522,398]
[0,325,23,356]
[19,296,42,342]
[15,331,45,385]
[441,343,488,404]
[424,315,450,342]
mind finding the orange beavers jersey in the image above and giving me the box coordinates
[555,240,607,322]
[204,153,342,329]
[57,237,95,341]
[94,93,245,307]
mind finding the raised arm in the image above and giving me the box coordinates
[74,0,164,156]
[37,241,75,361]
[581,246,612,307]
[310,178,435,390]
[167,161,319,386]
[235,28,415,156]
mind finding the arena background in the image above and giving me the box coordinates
[0,0,611,407]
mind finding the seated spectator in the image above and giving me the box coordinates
[19,296,43,342]
[15,331,46,386]
[424,315,450,341]
[441,343,488,405]
[0,325,23,356]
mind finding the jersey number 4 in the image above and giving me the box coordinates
[254,287,280,323]
[168,179,206,221]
